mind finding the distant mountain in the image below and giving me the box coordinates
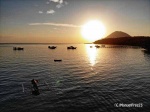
[106,31,131,38]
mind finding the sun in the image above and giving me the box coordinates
[81,20,106,42]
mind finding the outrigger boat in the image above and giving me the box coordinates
[95,45,100,48]
[67,46,77,49]
[54,59,62,62]
[13,47,24,50]
[48,46,57,49]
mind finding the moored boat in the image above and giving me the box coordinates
[13,47,24,50]
[67,46,77,49]
[142,45,150,52]
[48,46,57,49]
[54,59,62,62]
[95,45,100,48]
[101,45,105,48]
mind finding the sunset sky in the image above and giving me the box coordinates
[0,0,150,43]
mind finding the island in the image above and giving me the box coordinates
[94,31,150,51]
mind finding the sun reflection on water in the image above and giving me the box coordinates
[86,44,98,66]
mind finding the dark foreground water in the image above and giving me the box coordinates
[0,44,150,112]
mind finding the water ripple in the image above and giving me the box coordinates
[0,44,150,112]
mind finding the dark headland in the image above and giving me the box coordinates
[94,31,150,50]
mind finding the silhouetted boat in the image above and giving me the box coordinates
[48,46,57,49]
[95,45,100,48]
[54,59,62,62]
[143,46,150,52]
[67,46,77,49]
[13,47,24,50]
[101,45,105,47]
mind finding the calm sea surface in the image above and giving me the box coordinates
[0,44,150,112]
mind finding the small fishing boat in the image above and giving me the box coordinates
[142,45,150,52]
[13,47,24,50]
[67,46,77,49]
[48,46,57,49]
[95,45,100,48]
[54,59,62,62]
[101,45,105,48]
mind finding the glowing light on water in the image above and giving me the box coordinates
[86,45,98,66]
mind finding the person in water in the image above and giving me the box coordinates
[31,79,40,95]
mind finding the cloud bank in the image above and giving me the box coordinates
[38,0,68,14]
[50,0,68,9]
[29,22,81,28]
[39,11,43,14]
[47,9,55,14]
[50,0,63,4]
[56,4,63,8]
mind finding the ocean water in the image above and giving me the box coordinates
[0,44,150,112]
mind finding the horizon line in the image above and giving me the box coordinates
[0,42,93,44]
